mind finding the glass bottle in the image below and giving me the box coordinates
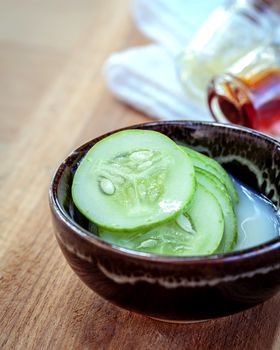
[178,0,280,104]
[208,44,280,139]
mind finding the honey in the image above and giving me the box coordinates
[208,67,280,138]
[241,69,280,135]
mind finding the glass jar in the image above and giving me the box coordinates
[178,0,280,104]
[208,44,280,139]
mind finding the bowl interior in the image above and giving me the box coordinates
[53,121,280,252]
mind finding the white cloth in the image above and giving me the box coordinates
[104,0,223,121]
[104,45,212,121]
[131,0,222,56]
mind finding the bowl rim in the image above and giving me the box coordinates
[49,120,280,265]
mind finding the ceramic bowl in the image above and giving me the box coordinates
[49,121,280,322]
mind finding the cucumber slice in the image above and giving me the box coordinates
[180,146,239,204]
[72,130,195,231]
[99,184,224,256]
[195,168,237,253]
[186,184,224,255]
[195,166,227,193]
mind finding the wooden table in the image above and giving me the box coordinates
[0,1,279,349]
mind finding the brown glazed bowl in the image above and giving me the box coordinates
[49,121,280,322]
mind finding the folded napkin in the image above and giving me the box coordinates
[104,45,212,121]
[104,0,223,121]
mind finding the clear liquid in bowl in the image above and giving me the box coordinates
[233,178,280,250]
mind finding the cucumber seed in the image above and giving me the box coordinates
[130,150,153,162]
[100,178,115,195]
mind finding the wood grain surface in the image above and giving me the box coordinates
[0,1,279,349]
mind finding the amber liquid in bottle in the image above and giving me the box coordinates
[208,68,280,138]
